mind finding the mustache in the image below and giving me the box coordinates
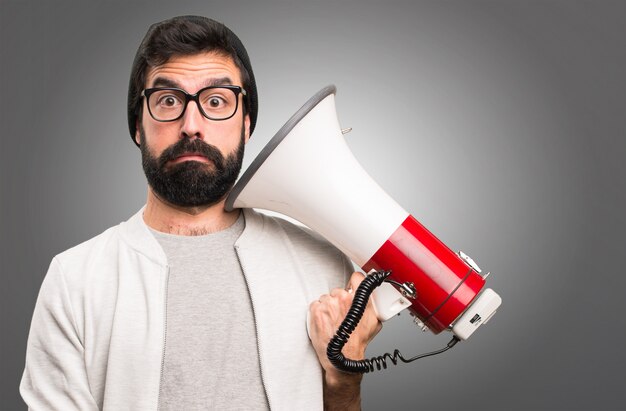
[158,138,225,170]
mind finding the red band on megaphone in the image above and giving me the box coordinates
[363,215,485,333]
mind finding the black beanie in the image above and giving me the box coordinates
[127,16,258,146]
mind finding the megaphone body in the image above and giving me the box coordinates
[226,86,501,340]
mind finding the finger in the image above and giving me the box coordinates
[330,287,349,298]
[317,294,332,304]
[315,294,344,315]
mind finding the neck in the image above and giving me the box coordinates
[143,188,240,236]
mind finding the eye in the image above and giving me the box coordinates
[207,96,226,108]
[156,93,183,108]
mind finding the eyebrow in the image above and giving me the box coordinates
[151,77,180,88]
[149,76,236,90]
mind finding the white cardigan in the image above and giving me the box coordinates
[20,208,352,410]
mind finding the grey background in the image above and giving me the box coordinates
[1,1,625,410]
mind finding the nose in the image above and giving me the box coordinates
[179,100,205,140]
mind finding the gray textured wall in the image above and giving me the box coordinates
[2,1,625,410]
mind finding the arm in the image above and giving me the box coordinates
[20,258,99,411]
[309,272,382,411]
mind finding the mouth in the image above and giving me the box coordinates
[169,152,211,165]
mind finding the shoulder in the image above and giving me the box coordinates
[53,224,122,273]
[49,208,158,291]
[34,222,126,323]
[53,208,162,274]
[243,208,340,254]
[241,209,353,287]
[38,210,163,319]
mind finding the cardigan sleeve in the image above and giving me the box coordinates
[20,258,99,411]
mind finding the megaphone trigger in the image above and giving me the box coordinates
[365,268,413,322]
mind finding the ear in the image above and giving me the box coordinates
[134,119,141,146]
[244,114,251,144]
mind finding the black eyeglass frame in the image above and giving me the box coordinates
[141,85,247,122]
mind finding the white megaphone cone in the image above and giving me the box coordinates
[226,86,501,340]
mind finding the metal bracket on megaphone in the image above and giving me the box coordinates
[368,270,414,321]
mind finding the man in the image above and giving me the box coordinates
[20,15,380,410]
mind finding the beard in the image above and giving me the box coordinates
[139,126,245,208]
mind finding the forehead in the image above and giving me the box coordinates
[145,51,243,89]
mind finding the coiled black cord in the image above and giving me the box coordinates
[326,270,461,374]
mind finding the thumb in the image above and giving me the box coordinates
[346,271,366,294]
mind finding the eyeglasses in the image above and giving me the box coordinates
[141,85,247,122]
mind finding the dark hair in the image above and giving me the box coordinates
[127,16,258,146]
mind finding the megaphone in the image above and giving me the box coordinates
[226,85,501,371]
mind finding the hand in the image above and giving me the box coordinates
[308,272,382,387]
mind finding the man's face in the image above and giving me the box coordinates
[136,52,251,208]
